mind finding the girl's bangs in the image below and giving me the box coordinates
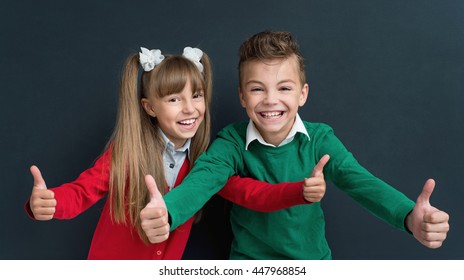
[155,57,204,98]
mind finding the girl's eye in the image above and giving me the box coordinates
[250,87,263,92]
[193,91,204,99]
[168,97,180,103]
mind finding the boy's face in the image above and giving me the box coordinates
[239,55,308,146]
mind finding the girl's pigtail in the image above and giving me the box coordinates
[109,54,147,225]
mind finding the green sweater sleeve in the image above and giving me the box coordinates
[312,123,415,231]
[164,125,243,230]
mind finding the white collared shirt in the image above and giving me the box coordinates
[245,113,310,150]
[159,130,191,189]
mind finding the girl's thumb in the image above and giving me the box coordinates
[30,165,47,189]
[144,174,166,208]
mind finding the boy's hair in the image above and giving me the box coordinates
[107,50,212,244]
[238,31,306,87]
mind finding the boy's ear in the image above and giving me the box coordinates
[239,88,247,108]
[299,83,309,106]
[141,98,156,117]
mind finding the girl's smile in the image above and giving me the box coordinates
[142,80,205,148]
[177,117,200,130]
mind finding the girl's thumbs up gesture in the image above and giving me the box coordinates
[29,165,56,220]
[303,155,330,203]
[405,179,450,248]
[140,175,170,244]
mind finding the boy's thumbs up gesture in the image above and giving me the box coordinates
[140,175,170,244]
[406,179,450,248]
[303,154,330,203]
[29,165,56,220]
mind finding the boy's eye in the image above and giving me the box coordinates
[280,86,292,91]
[250,87,263,92]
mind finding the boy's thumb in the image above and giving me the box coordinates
[144,174,166,208]
[30,165,47,189]
[416,178,435,208]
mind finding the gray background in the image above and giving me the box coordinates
[1,0,462,259]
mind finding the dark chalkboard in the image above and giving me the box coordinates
[1,0,462,260]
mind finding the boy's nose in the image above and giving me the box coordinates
[263,91,278,104]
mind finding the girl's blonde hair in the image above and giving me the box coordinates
[106,50,212,244]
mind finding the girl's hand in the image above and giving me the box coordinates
[140,175,170,243]
[303,155,330,203]
[29,165,56,220]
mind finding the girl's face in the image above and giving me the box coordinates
[142,80,205,148]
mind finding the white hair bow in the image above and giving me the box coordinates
[182,47,204,72]
[139,47,165,72]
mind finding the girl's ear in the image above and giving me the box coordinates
[141,98,156,117]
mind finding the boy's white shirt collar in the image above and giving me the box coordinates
[245,113,310,150]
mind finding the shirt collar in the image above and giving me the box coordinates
[159,128,191,157]
[245,113,310,150]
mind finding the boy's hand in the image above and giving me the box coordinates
[303,154,330,203]
[29,165,56,220]
[406,179,450,248]
[140,175,170,244]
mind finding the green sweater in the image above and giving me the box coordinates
[165,121,415,259]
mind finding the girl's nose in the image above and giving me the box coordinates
[182,99,195,113]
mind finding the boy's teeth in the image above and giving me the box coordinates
[179,119,195,125]
[261,112,282,118]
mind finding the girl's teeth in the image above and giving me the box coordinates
[179,119,195,125]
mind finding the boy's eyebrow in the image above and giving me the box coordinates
[245,79,297,86]
[277,79,297,85]
[245,80,264,86]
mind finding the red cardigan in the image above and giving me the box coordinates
[25,149,308,259]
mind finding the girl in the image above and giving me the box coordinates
[26,46,325,259]
[27,46,214,259]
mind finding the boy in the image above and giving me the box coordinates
[141,31,450,259]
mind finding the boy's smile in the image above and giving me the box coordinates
[239,55,308,146]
